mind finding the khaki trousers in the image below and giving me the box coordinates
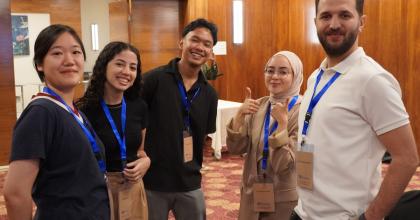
[107,172,148,220]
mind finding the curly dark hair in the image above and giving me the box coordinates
[77,41,142,108]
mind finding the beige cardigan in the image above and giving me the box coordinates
[226,96,299,220]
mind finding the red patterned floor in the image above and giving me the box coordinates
[0,155,419,219]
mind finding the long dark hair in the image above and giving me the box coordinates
[77,41,142,108]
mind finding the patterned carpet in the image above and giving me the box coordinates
[0,153,419,219]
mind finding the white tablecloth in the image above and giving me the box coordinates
[208,99,242,159]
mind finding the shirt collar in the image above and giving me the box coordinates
[319,47,365,75]
[167,57,208,85]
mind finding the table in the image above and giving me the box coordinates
[208,99,242,159]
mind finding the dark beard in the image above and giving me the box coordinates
[317,28,358,57]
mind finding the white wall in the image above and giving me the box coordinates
[80,0,110,73]
[12,13,50,116]
[12,13,49,85]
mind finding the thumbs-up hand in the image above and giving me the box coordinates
[232,87,260,131]
[271,98,289,131]
[238,87,260,116]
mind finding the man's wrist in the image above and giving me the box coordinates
[137,150,147,158]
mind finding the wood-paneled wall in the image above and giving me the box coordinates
[11,0,81,36]
[0,0,16,165]
[406,0,420,158]
[185,0,420,158]
[130,0,182,72]
[109,0,129,42]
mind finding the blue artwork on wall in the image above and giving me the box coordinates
[12,15,29,56]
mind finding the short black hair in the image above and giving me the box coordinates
[182,18,218,45]
[315,0,364,16]
[33,24,86,82]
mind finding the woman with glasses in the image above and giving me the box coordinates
[226,51,303,220]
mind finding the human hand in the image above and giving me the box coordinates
[271,98,289,131]
[238,87,260,116]
[123,156,151,183]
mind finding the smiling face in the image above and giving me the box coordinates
[179,27,214,68]
[104,49,138,94]
[264,55,294,97]
[36,32,84,92]
[315,0,365,57]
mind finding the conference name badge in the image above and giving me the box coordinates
[296,143,314,190]
[253,182,275,212]
[183,130,193,163]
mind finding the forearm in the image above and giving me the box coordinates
[4,160,39,220]
[5,194,33,220]
[269,130,296,175]
[365,157,418,219]
[226,118,250,155]
[232,113,245,131]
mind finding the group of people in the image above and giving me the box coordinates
[227,0,419,220]
[4,17,217,220]
[2,0,419,220]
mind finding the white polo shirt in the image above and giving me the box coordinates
[295,47,409,220]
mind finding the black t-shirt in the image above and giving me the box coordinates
[81,96,148,172]
[141,58,218,192]
[10,98,110,220]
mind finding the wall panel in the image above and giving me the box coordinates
[131,0,181,72]
[406,0,420,158]
[0,0,16,165]
[205,0,285,101]
[288,0,324,92]
[360,0,406,90]
[109,0,129,42]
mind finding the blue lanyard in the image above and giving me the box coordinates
[177,80,201,132]
[100,97,127,168]
[262,95,299,170]
[301,70,340,144]
[43,87,106,173]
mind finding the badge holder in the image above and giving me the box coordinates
[296,139,314,190]
[183,129,193,163]
[253,173,275,212]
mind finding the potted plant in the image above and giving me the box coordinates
[201,52,223,80]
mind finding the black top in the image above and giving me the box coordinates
[141,58,218,192]
[10,98,110,220]
[81,96,148,172]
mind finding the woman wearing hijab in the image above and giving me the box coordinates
[226,51,303,220]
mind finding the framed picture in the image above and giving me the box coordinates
[12,15,29,56]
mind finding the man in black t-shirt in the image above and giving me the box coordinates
[142,18,218,220]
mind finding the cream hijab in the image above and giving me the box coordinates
[266,51,304,104]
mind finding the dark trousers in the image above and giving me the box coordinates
[385,190,420,220]
[289,210,302,220]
